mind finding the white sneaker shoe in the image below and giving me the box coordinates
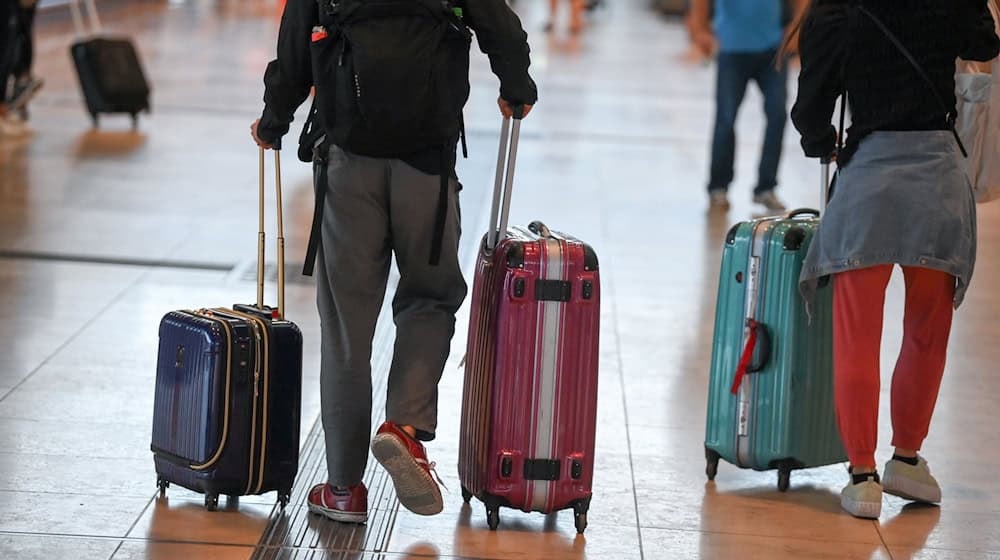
[709,190,730,210]
[753,190,787,212]
[841,472,883,519]
[883,455,942,504]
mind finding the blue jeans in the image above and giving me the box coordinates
[708,49,788,195]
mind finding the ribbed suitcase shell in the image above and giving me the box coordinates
[151,307,301,505]
[459,226,600,532]
[704,216,846,489]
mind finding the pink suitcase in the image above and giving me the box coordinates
[458,114,601,534]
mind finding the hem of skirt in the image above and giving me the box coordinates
[799,255,970,320]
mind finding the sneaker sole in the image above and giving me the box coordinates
[883,475,941,504]
[307,502,368,524]
[371,434,443,516]
[841,495,881,519]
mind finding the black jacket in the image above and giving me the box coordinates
[256,0,538,171]
[791,0,999,165]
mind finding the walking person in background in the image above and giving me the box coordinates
[251,0,536,523]
[687,0,807,212]
[791,0,999,519]
[7,0,44,120]
[546,0,585,34]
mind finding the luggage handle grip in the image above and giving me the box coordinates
[528,221,551,238]
[785,208,820,220]
[486,115,523,252]
[730,319,771,394]
[257,147,287,320]
[70,0,103,38]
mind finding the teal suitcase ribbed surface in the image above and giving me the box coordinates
[704,212,846,491]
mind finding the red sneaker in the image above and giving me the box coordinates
[370,421,444,515]
[307,482,368,523]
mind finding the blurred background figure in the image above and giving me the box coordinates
[546,0,585,34]
[687,0,807,212]
[7,0,43,120]
[0,0,40,137]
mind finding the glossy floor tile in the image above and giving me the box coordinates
[2,0,1000,559]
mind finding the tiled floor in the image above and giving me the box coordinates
[2,0,1000,558]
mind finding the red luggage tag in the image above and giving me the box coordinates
[312,26,329,42]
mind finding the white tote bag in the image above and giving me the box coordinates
[956,0,1000,203]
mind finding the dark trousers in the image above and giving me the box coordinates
[707,48,788,195]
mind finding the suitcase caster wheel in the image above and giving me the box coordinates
[278,492,290,508]
[156,478,169,497]
[204,494,219,511]
[130,114,139,130]
[90,113,99,129]
[486,506,500,531]
[574,512,588,534]
[461,486,472,504]
[705,448,721,481]
[226,495,239,508]
[777,469,791,492]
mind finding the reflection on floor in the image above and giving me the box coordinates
[2,0,999,558]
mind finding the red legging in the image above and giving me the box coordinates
[833,265,955,468]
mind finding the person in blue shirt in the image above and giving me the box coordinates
[687,0,806,211]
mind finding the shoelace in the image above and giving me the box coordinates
[416,458,449,492]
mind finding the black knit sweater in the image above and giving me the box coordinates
[791,0,1000,165]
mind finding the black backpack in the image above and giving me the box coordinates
[311,0,472,157]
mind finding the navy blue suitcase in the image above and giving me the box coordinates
[151,150,302,510]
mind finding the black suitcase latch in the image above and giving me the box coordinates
[582,280,594,300]
[523,459,561,481]
[571,459,583,479]
[501,456,513,478]
[535,280,571,302]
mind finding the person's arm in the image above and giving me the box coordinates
[253,0,316,147]
[781,0,809,56]
[462,0,538,110]
[790,5,848,159]
[958,0,1000,62]
[686,0,716,57]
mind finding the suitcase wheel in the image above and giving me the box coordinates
[705,447,721,482]
[777,468,791,492]
[572,499,590,535]
[156,478,169,498]
[90,113,99,129]
[226,495,240,508]
[130,114,139,131]
[278,492,291,509]
[204,494,219,511]
[461,486,473,504]
[486,506,500,531]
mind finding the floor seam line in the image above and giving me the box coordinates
[874,519,896,560]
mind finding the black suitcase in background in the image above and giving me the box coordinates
[71,37,150,128]
[151,149,302,511]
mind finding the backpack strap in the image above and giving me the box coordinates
[856,5,968,157]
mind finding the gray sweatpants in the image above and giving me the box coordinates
[314,145,468,487]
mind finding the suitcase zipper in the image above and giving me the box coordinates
[183,310,234,472]
[736,220,771,468]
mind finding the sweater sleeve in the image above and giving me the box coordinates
[257,0,317,145]
[463,0,538,106]
[958,0,1000,62]
[791,5,849,159]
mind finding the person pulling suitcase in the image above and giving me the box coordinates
[250,0,537,522]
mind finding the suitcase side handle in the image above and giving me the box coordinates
[486,113,523,252]
[257,147,287,319]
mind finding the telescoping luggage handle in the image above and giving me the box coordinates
[70,0,103,38]
[486,106,526,252]
[257,147,287,320]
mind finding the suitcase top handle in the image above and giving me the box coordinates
[486,111,525,253]
[257,147,287,320]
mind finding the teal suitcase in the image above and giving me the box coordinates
[704,202,846,491]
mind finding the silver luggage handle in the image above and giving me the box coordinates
[70,0,103,38]
[486,110,525,252]
[257,147,287,319]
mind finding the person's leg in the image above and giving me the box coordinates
[882,266,954,503]
[708,52,752,197]
[752,49,788,198]
[370,159,467,516]
[12,0,36,79]
[0,0,16,104]
[569,0,584,33]
[546,0,558,31]
[834,265,893,518]
[834,265,893,470]
[315,146,392,489]
[384,165,467,440]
